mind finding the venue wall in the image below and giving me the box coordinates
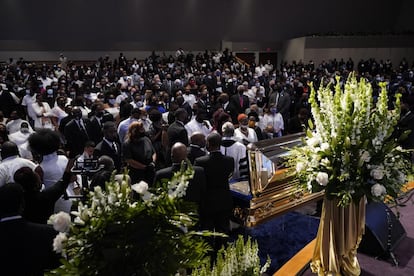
[2,35,414,68]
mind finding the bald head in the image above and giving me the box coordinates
[171,142,188,163]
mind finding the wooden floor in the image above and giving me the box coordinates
[273,181,414,276]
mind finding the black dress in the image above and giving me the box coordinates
[122,136,155,184]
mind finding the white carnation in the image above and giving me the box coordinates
[296,162,305,172]
[371,183,386,197]
[53,232,67,253]
[131,181,149,194]
[315,172,329,186]
[370,168,384,180]
[49,211,71,233]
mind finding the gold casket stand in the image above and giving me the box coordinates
[230,133,324,227]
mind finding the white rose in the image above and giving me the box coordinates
[371,183,386,197]
[53,232,67,253]
[320,142,330,151]
[131,181,149,194]
[49,211,71,233]
[316,172,329,186]
[370,168,384,180]
[296,162,305,172]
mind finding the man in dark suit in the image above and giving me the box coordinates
[0,183,60,275]
[94,121,122,172]
[64,107,92,158]
[167,108,189,147]
[229,85,250,123]
[88,102,114,145]
[194,132,234,249]
[187,132,207,164]
[153,142,206,216]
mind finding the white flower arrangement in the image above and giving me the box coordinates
[47,165,240,275]
[287,73,412,206]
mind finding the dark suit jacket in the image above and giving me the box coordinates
[167,121,189,147]
[187,145,206,164]
[194,151,234,214]
[88,116,104,144]
[229,93,250,122]
[153,164,206,211]
[0,218,60,275]
[94,140,122,172]
[64,118,92,158]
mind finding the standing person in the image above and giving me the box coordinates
[28,129,70,213]
[63,107,92,158]
[194,132,234,251]
[31,93,54,130]
[94,121,122,173]
[187,132,207,164]
[0,82,19,118]
[0,141,37,187]
[117,107,141,144]
[0,184,60,275]
[166,108,189,165]
[122,121,156,184]
[220,122,248,181]
[229,85,250,123]
[261,105,284,139]
[234,113,258,145]
[153,142,206,215]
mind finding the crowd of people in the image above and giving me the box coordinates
[1,49,414,273]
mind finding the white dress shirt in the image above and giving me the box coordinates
[185,118,212,140]
[0,155,37,187]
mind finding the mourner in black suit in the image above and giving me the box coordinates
[194,132,234,250]
[0,183,60,275]
[63,107,92,158]
[153,142,206,217]
[229,85,250,123]
[187,132,207,164]
[94,121,122,172]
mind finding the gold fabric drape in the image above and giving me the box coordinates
[310,197,366,276]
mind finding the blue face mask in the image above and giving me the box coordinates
[109,99,116,105]
[271,108,277,114]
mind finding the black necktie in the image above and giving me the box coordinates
[78,121,89,138]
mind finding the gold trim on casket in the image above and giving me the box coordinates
[230,133,324,227]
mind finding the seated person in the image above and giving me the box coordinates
[0,183,60,275]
